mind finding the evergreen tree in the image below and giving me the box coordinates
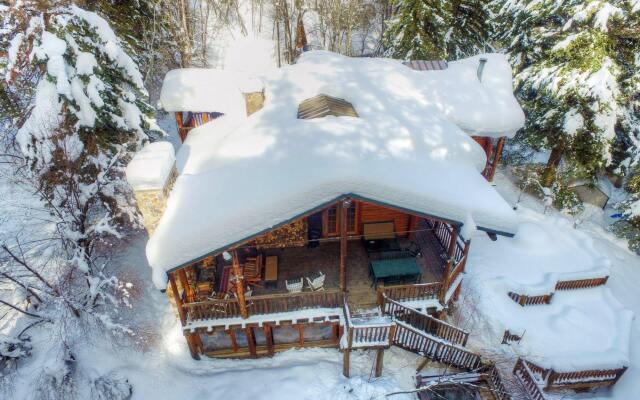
[1,2,158,311]
[383,0,490,60]
[447,0,490,59]
[384,0,451,60]
[492,0,638,187]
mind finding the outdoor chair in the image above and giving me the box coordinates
[306,271,326,291]
[286,277,304,293]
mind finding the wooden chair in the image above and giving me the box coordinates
[286,278,303,293]
[243,255,264,288]
[306,271,326,291]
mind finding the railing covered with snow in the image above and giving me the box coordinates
[183,289,343,321]
[343,298,395,349]
[513,358,546,400]
[429,220,466,263]
[382,295,468,346]
[515,358,627,393]
[378,282,442,305]
[394,320,482,370]
[555,276,608,290]
[508,276,609,307]
[508,292,553,306]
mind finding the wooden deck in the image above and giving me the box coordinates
[244,230,446,308]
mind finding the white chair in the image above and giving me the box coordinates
[286,278,304,293]
[306,271,325,291]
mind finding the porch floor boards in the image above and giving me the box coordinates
[250,227,446,308]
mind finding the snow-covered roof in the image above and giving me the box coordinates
[125,142,175,191]
[146,51,524,288]
[158,69,263,115]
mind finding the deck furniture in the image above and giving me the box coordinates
[286,277,304,293]
[264,256,278,289]
[306,271,326,291]
[243,255,264,288]
[370,253,421,288]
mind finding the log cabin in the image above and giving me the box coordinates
[128,51,529,382]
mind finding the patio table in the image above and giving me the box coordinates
[370,257,421,288]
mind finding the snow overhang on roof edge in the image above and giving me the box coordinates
[162,193,516,276]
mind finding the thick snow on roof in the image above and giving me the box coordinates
[147,51,522,288]
[126,142,175,191]
[464,217,632,372]
[159,68,263,114]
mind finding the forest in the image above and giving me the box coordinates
[1,0,640,399]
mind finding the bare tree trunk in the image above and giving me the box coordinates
[541,136,566,187]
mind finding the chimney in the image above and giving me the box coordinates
[477,57,488,82]
[126,142,177,236]
[239,76,265,116]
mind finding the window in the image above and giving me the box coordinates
[326,207,338,235]
[324,202,358,236]
[346,204,357,234]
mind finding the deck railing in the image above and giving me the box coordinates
[183,289,342,322]
[382,295,468,346]
[183,297,242,320]
[428,220,465,263]
[515,358,627,393]
[513,359,546,400]
[378,282,442,305]
[394,320,482,371]
[508,292,553,307]
[555,276,609,290]
[508,276,608,307]
[343,297,395,349]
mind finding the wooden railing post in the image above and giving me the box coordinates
[232,250,249,319]
[340,199,349,292]
[377,282,385,309]
[440,225,460,303]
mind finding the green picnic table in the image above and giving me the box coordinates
[369,257,422,288]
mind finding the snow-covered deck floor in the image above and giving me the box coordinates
[463,216,633,374]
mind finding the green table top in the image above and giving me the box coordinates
[370,257,421,279]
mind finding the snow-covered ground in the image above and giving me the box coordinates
[469,169,640,399]
[3,160,640,400]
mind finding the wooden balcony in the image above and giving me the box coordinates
[183,289,343,326]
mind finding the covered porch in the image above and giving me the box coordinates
[166,197,472,359]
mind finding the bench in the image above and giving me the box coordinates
[362,222,401,254]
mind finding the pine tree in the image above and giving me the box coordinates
[1,2,158,315]
[447,0,490,59]
[383,0,490,60]
[384,0,451,60]
[492,0,637,187]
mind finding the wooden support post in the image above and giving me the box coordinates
[343,325,353,378]
[298,324,305,347]
[416,357,430,372]
[168,272,187,326]
[177,268,195,303]
[185,332,201,360]
[229,329,238,352]
[487,136,505,182]
[340,199,349,292]
[376,282,385,310]
[232,250,249,319]
[375,349,385,377]
[264,325,275,356]
[440,225,460,303]
[246,327,257,358]
[343,349,350,378]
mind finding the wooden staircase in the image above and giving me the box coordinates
[381,295,482,371]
